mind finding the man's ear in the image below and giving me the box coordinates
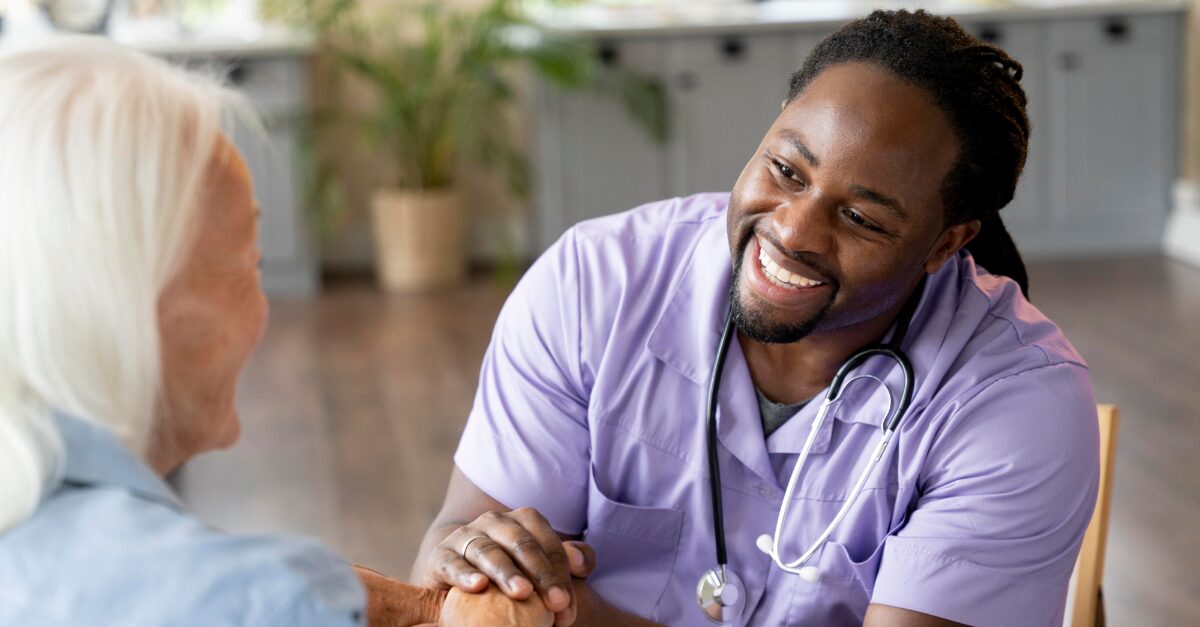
[923,219,980,273]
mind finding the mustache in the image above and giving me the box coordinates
[736,224,839,285]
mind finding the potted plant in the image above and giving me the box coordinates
[292,0,667,292]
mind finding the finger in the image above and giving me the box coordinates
[562,541,596,579]
[460,532,535,600]
[424,527,475,589]
[498,509,574,614]
[432,546,490,593]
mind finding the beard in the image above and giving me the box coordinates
[728,228,837,344]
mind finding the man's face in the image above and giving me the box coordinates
[727,62,962,343]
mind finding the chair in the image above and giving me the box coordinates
[1069,404,1119,627]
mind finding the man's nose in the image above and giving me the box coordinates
[771,192,836,256]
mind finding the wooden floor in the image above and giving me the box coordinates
[177,255,1200,626]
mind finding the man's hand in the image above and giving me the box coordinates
[419,508,595,627]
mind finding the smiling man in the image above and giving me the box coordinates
[413,10,1099,627]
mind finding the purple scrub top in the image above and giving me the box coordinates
[455,193,1099,627]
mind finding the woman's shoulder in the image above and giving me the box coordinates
[0,482,364,626]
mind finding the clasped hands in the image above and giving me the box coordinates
[364,508,596,626]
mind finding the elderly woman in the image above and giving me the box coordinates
[0,38,573,626]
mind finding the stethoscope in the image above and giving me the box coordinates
[696,280,924,624]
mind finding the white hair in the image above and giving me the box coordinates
[0,36,244,532]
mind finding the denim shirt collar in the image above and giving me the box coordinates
[54,411,184,511]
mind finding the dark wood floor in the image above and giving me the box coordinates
[177,255,1200,626]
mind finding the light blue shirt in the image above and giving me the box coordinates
[0,413,365,626]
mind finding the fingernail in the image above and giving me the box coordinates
[467,573,486,588]
[566,545,585,570]
[547,586,569,608]
[508,576,531,594]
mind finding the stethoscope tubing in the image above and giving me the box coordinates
[767,418,894,573]
[703,278,925,596]
[706,308,738,570]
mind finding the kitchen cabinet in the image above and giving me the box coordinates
[1040,14,1181,255]
[962,19,1050,241]
[535,40,669,249]
[662,33,795,196]
[532,7,1184,260]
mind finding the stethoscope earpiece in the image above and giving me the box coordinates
[756,534,821,583]
[755,533,772,555]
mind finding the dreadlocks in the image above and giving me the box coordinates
[789,10,1031,296]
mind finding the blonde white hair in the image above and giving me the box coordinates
[0,37,243,532]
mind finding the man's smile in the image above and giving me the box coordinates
[756,235,827,288]
[742,234,833,309]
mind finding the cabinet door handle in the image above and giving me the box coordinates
[1059,52,1080,72]
[1103,17,1130,43]
[227,61,249,86]
[979,24,1003,44]
[719,36,746,61]
[597,41,620,67]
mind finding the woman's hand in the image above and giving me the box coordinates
[354,565,446,627]
[420,508,596,626]
[439,585,554,627]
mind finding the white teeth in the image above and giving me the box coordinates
[758,244,823,288]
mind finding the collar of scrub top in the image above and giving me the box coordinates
[53,410,185,512]
[646,219,780,486]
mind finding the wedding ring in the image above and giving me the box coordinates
[460,535,487,557]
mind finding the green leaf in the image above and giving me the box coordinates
[295,0,671,234]
[611,68,672,144]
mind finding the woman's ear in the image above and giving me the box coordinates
[923,219,980,273]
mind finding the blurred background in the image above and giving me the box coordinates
[2,0,1197,624]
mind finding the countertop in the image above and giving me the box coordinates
[0,10,313,58]
[528,0,1189,37]
[111,24,314,57]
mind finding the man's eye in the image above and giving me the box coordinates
[772,159,797,180]
[843,208,884,233]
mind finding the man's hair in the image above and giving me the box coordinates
[0,36,247,532]
[788,10,1030,295]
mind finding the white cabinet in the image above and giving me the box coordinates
[533,9,1184,261]
[663,33,794,195]
[534,40,669,250]
[533,32,824,250]
[963,20,1051,240]
[959,14,1181,257]
[1040,14,1181,255]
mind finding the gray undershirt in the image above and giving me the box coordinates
[754,388,810,438]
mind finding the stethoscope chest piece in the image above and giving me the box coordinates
[697,566,746,625]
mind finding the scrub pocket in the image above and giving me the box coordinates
[582,465,684,620]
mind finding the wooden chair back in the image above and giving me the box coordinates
[1069,404,1119,627]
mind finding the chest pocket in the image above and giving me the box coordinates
[582,464,684,621]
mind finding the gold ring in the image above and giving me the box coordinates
[460,535,487,557]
